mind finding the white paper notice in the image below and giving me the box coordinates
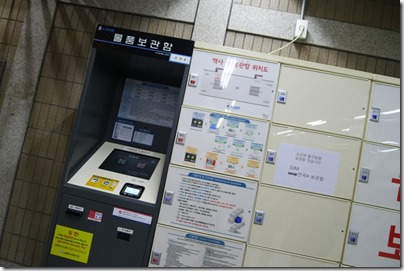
[274,143,341,195]
[149,225,245,267]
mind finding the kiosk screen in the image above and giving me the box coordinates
[99,149,160,180]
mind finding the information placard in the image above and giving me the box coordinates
[50,224,93,264]
[171,107,269,180]
[274,143,341,195]
[149,225,245,267]
[183,50,280,120]
[158,166,257,241]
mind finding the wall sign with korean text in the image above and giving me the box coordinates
[273,143,341,196]
[183,50,280,120]
[158,165,257,241]
[149,225,245,267]
[171,107,269,180]
[93,25,194,65]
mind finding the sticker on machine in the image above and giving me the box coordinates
[50,224,93,264]
[86,175,119,192]
[149,225,245,267]
[273,143,341,195]
[112,207,152,225]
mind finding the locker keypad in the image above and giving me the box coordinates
[347,230,359,245]
[254,210,265,225]
[358,168,370,183]
[369,107,380,122]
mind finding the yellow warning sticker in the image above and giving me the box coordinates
[50,224,93,264]
[86,175,119,191]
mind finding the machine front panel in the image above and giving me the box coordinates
[67,142,166,204]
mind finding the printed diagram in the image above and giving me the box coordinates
[173,109,268,180]
[228,207,245,233]
[200,68,274,108]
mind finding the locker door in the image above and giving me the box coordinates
[249,185,350,261]
[243,246,339,267]
[262,124,361,199]
[273,65,371,138]
[365,83,400,147]
[354,142,400,210]
[342,203,400,267]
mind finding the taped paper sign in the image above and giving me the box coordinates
[274,143,341,195]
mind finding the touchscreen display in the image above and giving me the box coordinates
[99,149,160,180]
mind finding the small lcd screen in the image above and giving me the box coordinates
[124,186,141,196]
[99,149,160,180]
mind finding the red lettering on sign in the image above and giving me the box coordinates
[378,225,400,260]
[392,178,400,202]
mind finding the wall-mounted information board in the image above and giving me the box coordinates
[158,166,257,241]
[149,225,245,267]
[171,107,269,180]
[183,50,280,120]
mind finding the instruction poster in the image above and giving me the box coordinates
[274,143,341,195]
[50,224,93,264]
[183,50,280,120]
[158,166,257,241]
[171,107,269,180]
[149,225,245,267]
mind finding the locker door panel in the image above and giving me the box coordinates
[355,143,400,210]
[273,65,370,138]
[262,125,361,199]
[342,204,400,267]
[243,246,339,267]
[249,186,350,261]
[365,83,400,146]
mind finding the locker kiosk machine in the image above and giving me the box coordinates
[43,25,194,267]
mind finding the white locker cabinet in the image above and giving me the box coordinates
[249,185,350,262]
[183,50,281,120]
[342,203,400,267]
[243,246,339,267]
[354,142,400,210]
[365,82,400,147]
[171,106,269,180]
[272,65,371,138]
[262,124,361,199]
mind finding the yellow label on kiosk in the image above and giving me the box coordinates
[50,224,93,264]
[85,175,119,191]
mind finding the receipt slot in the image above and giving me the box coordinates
[43,25,194,267]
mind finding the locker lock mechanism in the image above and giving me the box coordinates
[369,107,380,122]
[254,210,265,225]
[348,230,359,245]
[358,168,370,183]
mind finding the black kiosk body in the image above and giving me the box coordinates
[43,25,194,267]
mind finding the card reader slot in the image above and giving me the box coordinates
[117,231,131,241]
[66,204,84,217]
[66,209,83,217]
